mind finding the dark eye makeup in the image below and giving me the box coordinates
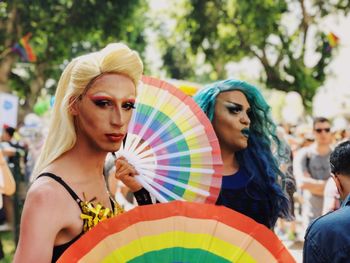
[87,95,135,110]
[88,95,113,108]
[225,102,243,114]
[122,101,136,110]
[224,101,251,118]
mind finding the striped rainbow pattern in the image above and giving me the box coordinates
[12,33,37,62]
[58,201,296,263]
[116,76,223,204]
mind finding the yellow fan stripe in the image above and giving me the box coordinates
[102,232,256,263]
[78,216,277,263]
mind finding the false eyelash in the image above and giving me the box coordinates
[123,102,136,109]
[92,100,112,107]
[227,104,242,113]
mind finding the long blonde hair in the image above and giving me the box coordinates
[33,43,143,177]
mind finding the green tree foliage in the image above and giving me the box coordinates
[161,0,350,108]
[0,0,148,117]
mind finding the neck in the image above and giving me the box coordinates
[339,176,350,201]
[58,138,107,180]
[221,148,239,175]
[315,142,331,154]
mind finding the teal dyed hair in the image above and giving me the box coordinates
[194,79,291,224]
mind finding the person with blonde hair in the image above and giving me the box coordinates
[14,43,143,263]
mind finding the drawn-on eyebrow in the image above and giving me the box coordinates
[225,101,243,108]
[224,101,251,111]
[88,95,113,101]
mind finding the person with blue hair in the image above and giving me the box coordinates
[193,79,290,229]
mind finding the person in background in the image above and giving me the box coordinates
[303,140,350,263]
[0,125,17,160]
[18,113,46,181]
[293,117,333,234]
[13,43,144,263]
[0,125,22,235]
[332,116,349,143]
[1,125,16,146]
[0,150,15,196]
[1,125,27,164]
[322,176,340,215]
[0,149,16,260]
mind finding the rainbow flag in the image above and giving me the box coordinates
[12,33,37,62]
[327,32,340,48]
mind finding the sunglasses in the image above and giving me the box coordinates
[315,128,331,133]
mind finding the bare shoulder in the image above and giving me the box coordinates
[13,176,72,262]
[26,176,68,210]
[22,176,74,231]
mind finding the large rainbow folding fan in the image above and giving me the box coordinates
[114,76,223,204]
[58,201,296,262]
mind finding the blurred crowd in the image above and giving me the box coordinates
[275,116,349,244]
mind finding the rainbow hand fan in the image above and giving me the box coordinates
[115,76,222,204]
[58,201,296,263]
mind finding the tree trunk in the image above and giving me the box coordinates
[0,56,16,92]
[18,63,47,123]
[0,2,18,92]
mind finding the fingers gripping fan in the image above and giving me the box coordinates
[58,201,296,263]
[116,76,222,204]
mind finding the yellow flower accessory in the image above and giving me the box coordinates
[80,199,124,233]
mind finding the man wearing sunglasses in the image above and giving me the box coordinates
[303,140,350,263]
[294,117,333,236]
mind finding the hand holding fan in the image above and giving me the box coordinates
[115,76,223,204]
[58,201,296,263]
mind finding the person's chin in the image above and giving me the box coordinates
[241,143,248,150]
[235,142,248,151]
[103,142,122,153]
[111,143,122,152]
[242,137,249,146]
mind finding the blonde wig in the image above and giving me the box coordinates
[33,43,143,177]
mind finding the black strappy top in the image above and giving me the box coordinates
[37,173,117,263]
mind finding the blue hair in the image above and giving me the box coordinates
[194,79,291,224]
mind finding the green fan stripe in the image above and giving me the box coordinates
[127,247,231,263]
[135,104,192,197]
